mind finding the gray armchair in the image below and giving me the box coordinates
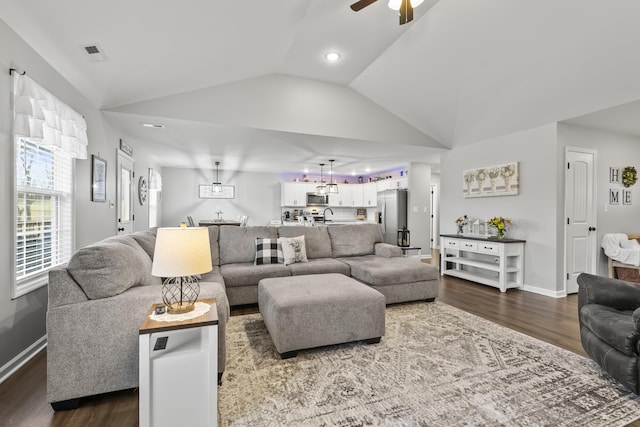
[577,273,640,393]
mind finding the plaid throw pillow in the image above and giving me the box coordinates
[254,238,284,265]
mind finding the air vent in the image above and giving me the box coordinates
[81,43,108,62]
[85,45,100,54]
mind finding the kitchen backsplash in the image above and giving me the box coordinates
[281,207,376,222]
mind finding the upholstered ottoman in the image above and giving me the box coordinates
[258,273,385,358]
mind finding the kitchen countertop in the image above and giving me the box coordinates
[282,220,376,226]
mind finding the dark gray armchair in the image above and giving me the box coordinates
[577,273,640,393]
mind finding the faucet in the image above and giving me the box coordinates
[322,207,334,223]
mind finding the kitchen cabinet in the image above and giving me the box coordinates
[329,185,352,207]
[351,185,364,207]
[376,177,408,191]
[281,183,312,206]
[440,234,525,292]
[363,182,377,207]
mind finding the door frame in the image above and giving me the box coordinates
[116,149,135,235]
[563,146,597,295]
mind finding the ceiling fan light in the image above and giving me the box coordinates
[387,0,423,11]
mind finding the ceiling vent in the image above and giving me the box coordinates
[81,43,108,62]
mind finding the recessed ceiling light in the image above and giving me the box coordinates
[304,168,309,174]
[325,51,341,62]
[387,0,424,10]
[142,123,165,129]
[365,167,371,172]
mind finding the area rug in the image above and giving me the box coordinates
[218,301,640,426]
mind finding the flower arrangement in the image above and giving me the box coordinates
[488,216,511,239]
[455,215,469,234]
[622,166,637,188]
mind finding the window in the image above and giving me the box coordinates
[11,72,87,298]
[14,138,73,297]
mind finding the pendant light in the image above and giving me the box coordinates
[327,159,339,194]
[316,163,327,195]
[212,161,223,193]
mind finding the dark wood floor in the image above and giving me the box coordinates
[1,257,635,426]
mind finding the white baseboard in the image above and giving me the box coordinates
[0,335,47,384]
[523,284,566,298]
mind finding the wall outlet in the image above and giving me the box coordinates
[413,206,418,212]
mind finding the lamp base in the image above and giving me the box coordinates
[161,276,200,315]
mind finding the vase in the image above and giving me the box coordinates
[496,229,505,239]
[457,225,463,235]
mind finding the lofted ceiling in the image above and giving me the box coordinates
[2,0,640,175]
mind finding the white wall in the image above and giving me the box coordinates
[162,167,281,227]
[558,123,640,276]
[440,124,562,295]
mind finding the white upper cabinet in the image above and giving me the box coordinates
[281,183,311,206]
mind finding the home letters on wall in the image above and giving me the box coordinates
[609,166,635,205]
[463,162,519,198]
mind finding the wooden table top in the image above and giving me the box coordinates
[198,220,241,226]
[139,298,218,334]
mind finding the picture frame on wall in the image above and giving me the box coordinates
[463,161,519,198]
[91,155,107,202]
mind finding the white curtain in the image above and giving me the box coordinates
[12,73,88,159]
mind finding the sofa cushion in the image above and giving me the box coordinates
[339,255,439,286]
[277,226,333,259]
[130,230,157,259]
[207,225,220,267]
[255,238,284,265]
[67,237,160,300]
[327,224,383,257]
[287,258,351,276]
[219,226,277,265]
[278,235,308,265]
[220,263,290,287]
[580,304,639,357]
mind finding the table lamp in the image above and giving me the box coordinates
[152,224,212,314]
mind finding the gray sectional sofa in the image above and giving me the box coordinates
[216,223,440,306]
[46,223,438,410]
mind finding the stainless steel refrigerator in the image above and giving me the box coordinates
[377,189,408,245]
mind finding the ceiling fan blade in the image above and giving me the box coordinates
[350,0,377,12]
[399,0,414,25]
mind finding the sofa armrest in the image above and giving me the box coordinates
[48,267,89,308]
[375,243,402,258]
[577,273,640,312]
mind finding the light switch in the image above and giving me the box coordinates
[412,206,418,213]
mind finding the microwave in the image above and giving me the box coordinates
[306,192,329,206]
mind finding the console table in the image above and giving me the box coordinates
[139,299,218,427]
[440,234,525,292]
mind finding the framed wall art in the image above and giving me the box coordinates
[91,155,107,202]
[463,162,519,198]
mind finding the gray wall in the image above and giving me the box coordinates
[161,167,281,227]
[407,163,431,254]
[440,123,562,295]
[558,122,640,276]
[0,19,161,373]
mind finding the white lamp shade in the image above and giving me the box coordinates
[152,227,212,277]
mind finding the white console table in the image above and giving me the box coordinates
[440,234,525,292]
[139,299,218,427]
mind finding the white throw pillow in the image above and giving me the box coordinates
[621,238,640,249]
[278,235,308,266]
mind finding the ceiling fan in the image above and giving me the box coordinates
[350,0,423,25]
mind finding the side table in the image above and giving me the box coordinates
[139,298,218,427]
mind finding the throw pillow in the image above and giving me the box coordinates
[254,238,284,265]
[278,235,308,266]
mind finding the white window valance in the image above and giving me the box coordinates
[12,73,88,159]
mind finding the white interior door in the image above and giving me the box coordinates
[565,147,597,294]
[117,150,135,235]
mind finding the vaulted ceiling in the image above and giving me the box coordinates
[3,0,640,174]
